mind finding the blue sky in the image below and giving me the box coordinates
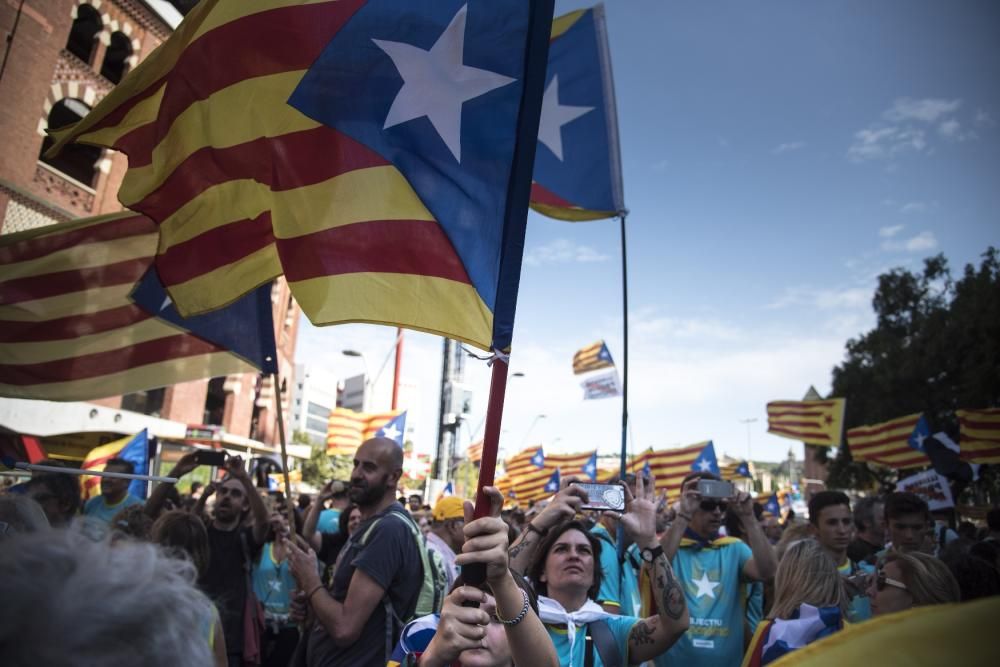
[296,0,1000,476]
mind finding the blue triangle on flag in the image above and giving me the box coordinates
[376,411,407,445]
[908,415,930,451]
[530,448,545,468]
[543,468,561,493]
[690,441,720,476]
[583,453,597,481]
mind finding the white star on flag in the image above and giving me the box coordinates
[537,74,593,161]
[692,572,720,600]
[160,295,172,311]
[380,422,402,441]
[913,432,926,450]
[374,4,516,162]
[696,458,712,472]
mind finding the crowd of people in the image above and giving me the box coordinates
[1,437,999,666]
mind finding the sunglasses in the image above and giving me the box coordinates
[699,500,728,513]
[874,571,908,592]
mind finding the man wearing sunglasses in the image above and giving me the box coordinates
[658,472,777,667]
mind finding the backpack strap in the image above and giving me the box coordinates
[588,619,623,667]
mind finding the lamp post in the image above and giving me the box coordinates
[520,414,546,450]
[342,349,370,411]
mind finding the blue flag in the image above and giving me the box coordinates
[735,461,752,478]
[762,494,782,517]
[375,411,407,446]
[908,415,931,452]
[583,452,598,481]
[530,4,624,221]
[531,448,546,468]
[544,468,561,493]
[691,441,720,476]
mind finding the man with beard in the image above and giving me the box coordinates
[659,472,777,667]
[147,453,269,667]
[287,437,423,667]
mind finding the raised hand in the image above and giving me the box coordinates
[456,486,509,585]
[420,587,493,665]
[616,473,658,548]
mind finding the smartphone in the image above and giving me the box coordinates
[571,482,626,512]
[193,449,228,467]
[697,479,735,499]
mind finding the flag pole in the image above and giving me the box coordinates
[272,371,296,533]
[1,460,177,483]
[617,211,630,561]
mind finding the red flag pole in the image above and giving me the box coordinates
[471,356,509,520]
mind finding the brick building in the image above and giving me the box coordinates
[0,0,301,461]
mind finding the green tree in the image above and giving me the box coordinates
[826,248,1000,497]
[297,430,353,488]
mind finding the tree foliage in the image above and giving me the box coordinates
[826,248,1000,494]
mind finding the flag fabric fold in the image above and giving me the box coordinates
[628,441,719,501]
[0,212,276,401]
[766,399,846,447]
[846,414,931,470]
[81,429,150,500]
[48,0,555,352]
[572,340,614,375]
[956,408,1000,464]
[327,408,405,456]
[530,3,624,221]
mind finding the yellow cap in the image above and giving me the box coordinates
[432,496,466,521]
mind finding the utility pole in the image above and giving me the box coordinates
[739,417,757,461]
[434,338,465,480]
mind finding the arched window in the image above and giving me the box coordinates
[38,99,102,187]
[100,32,132,84]
[66,4,102,64]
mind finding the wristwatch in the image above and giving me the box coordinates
[640,545,664,563]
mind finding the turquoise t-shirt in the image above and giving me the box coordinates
[545,615,638,667]
[83,493,143,523]
[665,538,753,667]
[746,580,764,631]
[591,524,641,617]
[252,542,297,626]
[317,508,341,534]
[837,558,875,622]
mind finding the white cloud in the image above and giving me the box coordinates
[772,141,805,155]
[900,201,927,214]
[974,109,994,127]
[767,286,871,311]
[847,126,926,161]
[879,224,905,237]
[630,308,741,342]
[883,97,961,123]
[938,119,961,137]
[882,230,938,253]
[523,239,610,267]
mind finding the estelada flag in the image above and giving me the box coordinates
[81,429,149,500]
[766,399,846,447]
[573,340,614,374]
[531,4,624,221]
[326,408,404,456]
[956,408,1000,464]
[629,441,719,500]
[847,414,931,470]
[47,0,554,353]
[0,212,276,400]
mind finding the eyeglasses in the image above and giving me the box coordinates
[699,500,728,513]
[874,571,908,592]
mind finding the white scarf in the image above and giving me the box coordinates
[537,595,612,656]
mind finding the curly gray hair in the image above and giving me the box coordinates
[0,527,215,666]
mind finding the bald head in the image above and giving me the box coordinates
[350,438,404,510]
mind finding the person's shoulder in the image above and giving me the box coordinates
[83,496,100,512]
[123,494,143,507]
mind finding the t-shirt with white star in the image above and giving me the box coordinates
[665,539,752,667]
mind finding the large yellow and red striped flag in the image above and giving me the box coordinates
[47,0,555,353]
[500,447,597,502]
[957,408,1000,464]
[629,441,720,501]
[0,213,274,400]
[326,408,403,456]
[846,414,931,469]
[81,429,149,500]
[766,399,846,446]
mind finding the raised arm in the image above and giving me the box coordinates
[507,481,588,575]
[303,480,336,551]
[226,457,269,545]
[622,476,689,664]
[660,480,700,560]
[734,492,777,582]
[145,452,198,518]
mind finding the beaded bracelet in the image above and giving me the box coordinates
[494,588,530,627]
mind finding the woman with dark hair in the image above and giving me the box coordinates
[510,476,689,666]
[387,487,558,667]
[151,510,226,667]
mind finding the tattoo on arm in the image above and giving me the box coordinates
[508,533,536,560]
[654,556,686,621]
[628,618,656,646]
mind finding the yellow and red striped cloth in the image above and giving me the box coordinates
[957,408,1000,464]
[326,408,402,457]
[846,413,930,469]
[766,399,845,446]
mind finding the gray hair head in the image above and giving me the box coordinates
[0,528,215,666]
[0,495,50,540]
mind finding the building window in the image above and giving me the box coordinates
[306,416,329,434]
[307,401,330,419]
[38,98,102,187]
[100,32,132,84]
[121,388,166,417]
[203,377,227,426]
[66,4,102,64]
[168,0,200,16]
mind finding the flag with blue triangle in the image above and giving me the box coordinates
[530,448,546,468]
[690,441,720,476]
[543,468,561,493]
[375,411,407,446]
[582,452,598,481]
[761,494,781,516]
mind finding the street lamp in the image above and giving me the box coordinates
[520,414,546,450]
[342,349,370,411]
[739,417,758,461]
